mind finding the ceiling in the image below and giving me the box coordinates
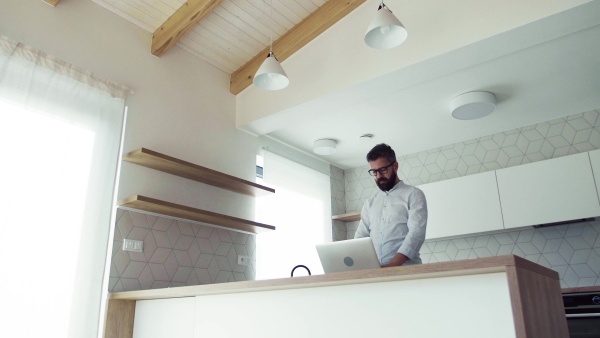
[78,0,600,170]
[91,0,326,74]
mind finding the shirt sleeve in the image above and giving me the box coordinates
[397,188,427,260]
[354,201,371,239]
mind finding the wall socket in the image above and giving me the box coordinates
[123,239,143,253]
[237,255,251,266]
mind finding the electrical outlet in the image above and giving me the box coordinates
[123,239,143,253]
[237,255,251,266]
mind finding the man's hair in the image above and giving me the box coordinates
[366,143,396,164]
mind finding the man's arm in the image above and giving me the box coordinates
[381,253,409,267]
[389,189,428,266]
[354,202,370,239]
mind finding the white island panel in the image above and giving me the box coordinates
[193,272,515,338]
[133,297,195,338]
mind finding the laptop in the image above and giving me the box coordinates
[316,237,381,273]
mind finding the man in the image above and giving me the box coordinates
[355,143,428,267]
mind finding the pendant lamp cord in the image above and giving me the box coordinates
[269,0,273,54]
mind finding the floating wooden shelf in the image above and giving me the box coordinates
[118,195,275,234]
[331,211,361,222]
[123,148,275,196]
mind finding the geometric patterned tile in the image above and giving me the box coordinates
[563,266,580,287]
[139,264,154,290]
[582,225,598,247]
[545,252,568,266]
[148,263,170,281]
[473,235,490,248]
[542,238,563,254]
[517,242,540,255]
[577,277,597,287]
[454,249,471,261]
[566,236,592,250]
[473,247,492,258]
[571,264,596,278]
[433,240,449,253]
[571,249,592,265]
[559,241,576,263]
[524,254,541,264]
[109,210,257,292]
[588,250,600,275]
[446,242,459,259]
[497,244,515,256]
[486,237,501,255]
[121,261,146,279]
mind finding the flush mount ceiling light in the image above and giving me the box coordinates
[450,91,497,120]
[365,2,408,49]
[253,0,289,90]
[313,139,337,155]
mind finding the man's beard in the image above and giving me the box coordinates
[376,170,398,191]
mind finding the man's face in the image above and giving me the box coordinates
[368,157,398,191]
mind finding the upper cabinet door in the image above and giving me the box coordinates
[419,171,504,240]
[496,153,600,229]
[589,149,600,199]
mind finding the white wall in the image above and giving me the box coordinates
[0,0,259,219]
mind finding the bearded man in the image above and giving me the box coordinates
[354,143,428,267]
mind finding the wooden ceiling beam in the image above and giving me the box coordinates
[152,0,224,57]
[230,0,366,95]
[43,0,60,6]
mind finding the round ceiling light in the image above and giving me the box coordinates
[450,91,497,120]
[313,139,337,155]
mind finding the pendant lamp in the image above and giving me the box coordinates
[254,50,289,90]
[253,0,289,90]
[365,2,408,49]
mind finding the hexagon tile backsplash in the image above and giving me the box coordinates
[109,209,256,292]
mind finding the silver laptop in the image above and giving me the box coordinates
[316,237,381,273]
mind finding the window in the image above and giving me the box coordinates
[255,151,332,279]
[0,36,127,338]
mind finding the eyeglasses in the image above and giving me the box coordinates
[367,162,395,176]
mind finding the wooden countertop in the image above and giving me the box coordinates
[109,255,557,301]
[562,285,600,294]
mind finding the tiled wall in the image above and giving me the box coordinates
[330,165,346,241]
[109,209,256,292]
[422,222,600,288]
[341,108,600,288]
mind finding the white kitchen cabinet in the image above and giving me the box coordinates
[496,152,600,229]
[133,297,195,338]
[589,149,600,199]
[418,171,504,239]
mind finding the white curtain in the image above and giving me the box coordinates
[0,35,127,338]
[256,151,332,280]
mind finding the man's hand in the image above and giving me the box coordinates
[381,253,409,267]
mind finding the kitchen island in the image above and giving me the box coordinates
[104,255,567,338]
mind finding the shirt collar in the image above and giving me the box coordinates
[384,180,404,194]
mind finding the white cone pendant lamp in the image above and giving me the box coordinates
[253,50,289,90]
[365,3,407,49]
[253,0,288,91]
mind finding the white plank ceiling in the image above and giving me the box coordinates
[92,0,326,73]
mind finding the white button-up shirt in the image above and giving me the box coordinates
[355,181,428,265]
